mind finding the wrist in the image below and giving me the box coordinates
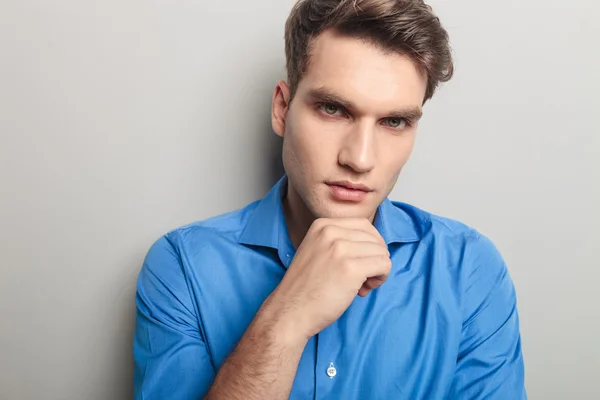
[254,296,310,350]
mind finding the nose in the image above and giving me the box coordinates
[338,121,376,173]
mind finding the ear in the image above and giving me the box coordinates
[271,81,291,138]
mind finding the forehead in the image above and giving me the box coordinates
[298,30,427,110]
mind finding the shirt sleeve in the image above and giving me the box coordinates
[447,233,527,399]
[133,234,215,400]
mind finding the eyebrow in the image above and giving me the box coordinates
[306,87,423,121]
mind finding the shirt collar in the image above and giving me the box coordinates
[238,174,290,251]
[374,196,424,244]
[238,174,424,250]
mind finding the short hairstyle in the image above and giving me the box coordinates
[284,0,454,103]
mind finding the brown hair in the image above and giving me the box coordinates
[284,0,454,103]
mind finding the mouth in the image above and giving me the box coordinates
[325,180,373,202]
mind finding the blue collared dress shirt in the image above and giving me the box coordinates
[133,175,526,399]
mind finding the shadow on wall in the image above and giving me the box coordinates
[118,267,138,400]
[121,73,285,399]
[265,132,285,189]
[258,79,286,192]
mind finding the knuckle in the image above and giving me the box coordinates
[379,244,391,256]
[311,218,326,231]
[361,218,375,229]
[382,256,392,270]
[320,224,337,241]
[330,239,345,257]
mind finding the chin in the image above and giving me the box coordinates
[310,200,376,220]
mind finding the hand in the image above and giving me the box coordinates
[262,217,392,341]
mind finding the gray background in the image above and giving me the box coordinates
[1,0,598,399]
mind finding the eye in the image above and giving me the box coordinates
[318,103,344,116]
[384,118,408,129]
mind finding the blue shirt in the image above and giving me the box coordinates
[133,175,526,399]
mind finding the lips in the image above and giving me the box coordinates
[326,181,373,202]
[327,181,373,192]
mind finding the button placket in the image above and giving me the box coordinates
[314,324,342,399]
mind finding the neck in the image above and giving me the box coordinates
[282,182,315,250]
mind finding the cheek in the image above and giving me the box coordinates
[378,135,415,169]
[289,111,337,162]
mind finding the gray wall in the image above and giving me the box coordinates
[0,0,598,399]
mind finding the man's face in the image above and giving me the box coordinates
[272,29,428,222]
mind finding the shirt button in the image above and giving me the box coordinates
[327,362,337,378]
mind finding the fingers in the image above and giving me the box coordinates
[312,218,386,245]
[358,276,386,297]
[304,217,392,299]
[330,240,389,259]
[352,255,392,281]
[318,224,384,246]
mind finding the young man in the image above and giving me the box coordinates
[133,0,527,399]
